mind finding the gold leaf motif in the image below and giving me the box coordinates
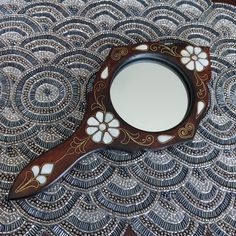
[111,47,128,61]
[178,123,195,139]
[91,95,105,111]
[15,171,39,193]
[150,43,180,57]
[91,81,106,112]
[15,136,90,193]
[65,136,90,155]
[149,42,160,51]
[120,128,154,146]
[194,71,208,99]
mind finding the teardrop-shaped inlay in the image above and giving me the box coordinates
[157,135,174,143]
[135,44,148,51]
[101,66,108,79]
[197,101,205,117]
[36,175,47,184]
[31,166,40,177]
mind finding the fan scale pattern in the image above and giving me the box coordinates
[0,1,235,235]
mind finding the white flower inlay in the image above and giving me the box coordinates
[86,111,120,144]
[180,45,209,72]
[31,163,54,185]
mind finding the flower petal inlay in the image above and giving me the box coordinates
[103,132,113,144]
[198,52,207,59]
[199,58,209,66]
[105,112,113,123]
[87,111,120,144]
[181,57,190,64]
[186,61,195,70]
[86,126,98,135]
[108,128,120,138]
[96,111,104,123]
[87,117,99,126]
[108,119,119,128]
[195,61,204,72]
[36,175,47,184]
[31,166,40,177]
[186,45,194,54]
[41,163,54,175]
[194,47,201,55]
[180,49,189,57]
[92,130,102,143]
[180,45,209,72]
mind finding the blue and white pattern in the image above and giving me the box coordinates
[0,1,236,236]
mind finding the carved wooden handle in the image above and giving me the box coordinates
[9,42,211,200]
[8,128,98,200]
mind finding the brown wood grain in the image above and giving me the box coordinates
[124,225,137,236]
[9,41,211,200]
[212,0,236,5]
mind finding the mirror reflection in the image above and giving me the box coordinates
[110,60,189,132]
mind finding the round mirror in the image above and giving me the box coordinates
[110,60,189,132]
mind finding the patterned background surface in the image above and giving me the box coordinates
[0,0,235,235]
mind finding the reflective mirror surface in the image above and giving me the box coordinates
[110,60,189,132]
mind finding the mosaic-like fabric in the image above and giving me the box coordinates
[0,0,235,235]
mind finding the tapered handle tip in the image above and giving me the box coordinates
[8,186,23,200]
[8,170,40,200]
[8,131,96,200]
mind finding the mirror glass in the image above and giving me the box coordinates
[110,60,189,132]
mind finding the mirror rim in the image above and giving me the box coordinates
[109,55,194,132]
[85,41,211,150]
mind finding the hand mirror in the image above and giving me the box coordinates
[9,41,211,199]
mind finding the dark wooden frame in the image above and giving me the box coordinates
[213,0,236,4]
[9,41,211,200]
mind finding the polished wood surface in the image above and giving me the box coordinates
[9,41,211,200]
[124,226,137,236]
[212,0,236,5]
